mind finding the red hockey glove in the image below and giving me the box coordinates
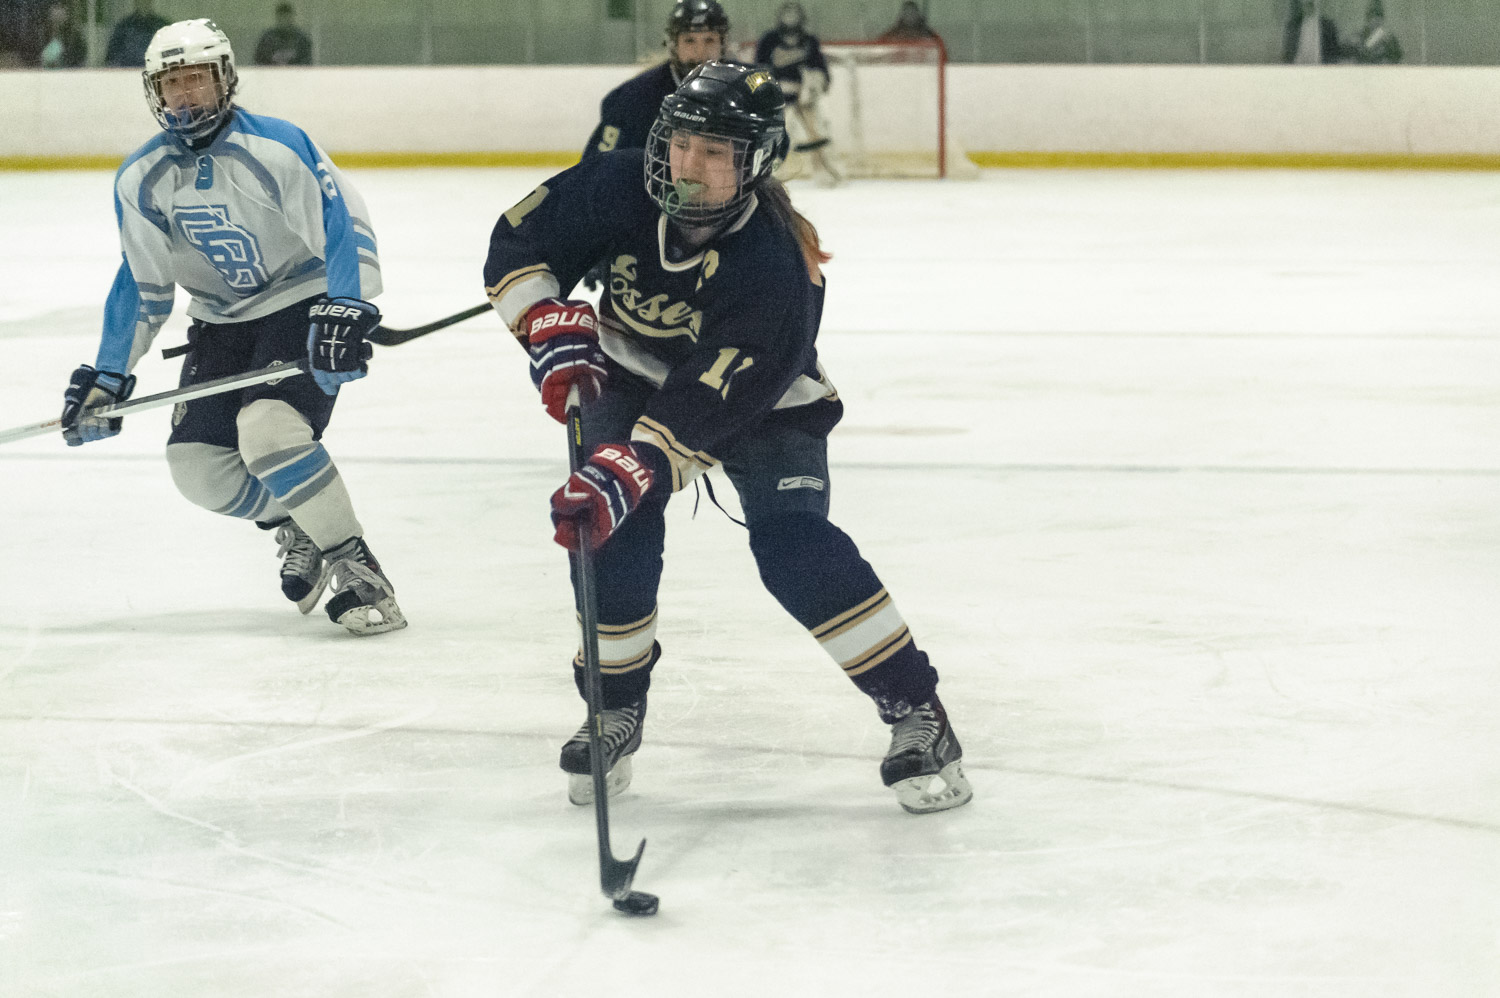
[526,298,607,424]
[550,443,655,551]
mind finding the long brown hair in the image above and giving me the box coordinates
[758,177,832,278]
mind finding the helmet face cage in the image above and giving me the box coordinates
[646,120,788,228]
[645,120,759,227]
[142,19,238,143]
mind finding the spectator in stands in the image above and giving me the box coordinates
[1350,0,1402,64]
[1282,0,1343,64]
[877,1,938,43]
[38,1,85,68]
[254,2,311,66]
[104,0,169,67]
[0,0,38,66]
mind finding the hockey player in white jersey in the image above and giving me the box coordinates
[59,19,405,635]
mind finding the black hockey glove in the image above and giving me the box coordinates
[60,364,136,447]
[307,296,380,395]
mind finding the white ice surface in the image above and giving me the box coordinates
[1,167,1498,998]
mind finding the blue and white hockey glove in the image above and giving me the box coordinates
[60,364,136,447]
[307,296,380,396]
[550,443,654,552]
[525,298,607,424]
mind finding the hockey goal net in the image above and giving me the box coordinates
[735,38,975,180]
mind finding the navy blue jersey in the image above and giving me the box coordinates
[753,29,830,102]
[484,151,835,492]
[582,62,682,163]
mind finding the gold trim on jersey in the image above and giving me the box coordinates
[631,415,717,492]
[486,264,556,334]
[811,589,914,678]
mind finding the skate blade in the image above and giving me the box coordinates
[334,597,408,636]
[567,755,633,806]
[892,760,973,815]
[295,564,332,615]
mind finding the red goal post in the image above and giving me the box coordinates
[731,37,975,179]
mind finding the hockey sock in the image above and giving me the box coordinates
[166,442,289,522]
[238,399,363,551]
[749,513,939,721]
[573,638,661,709]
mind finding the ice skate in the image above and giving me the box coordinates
[323,537,407,636]
[880,697,973,814]
[271,518,329,614]
[559,698,645,805]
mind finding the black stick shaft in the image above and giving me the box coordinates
[564,387,645,901]
[366,303,490,346]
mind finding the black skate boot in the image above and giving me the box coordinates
[323,537,407,636]
[880,697,973,814]
[559,698,645,806]
[271,518,329,614]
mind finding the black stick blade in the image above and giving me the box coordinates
[612,891,660,916]
[601,837,646,900]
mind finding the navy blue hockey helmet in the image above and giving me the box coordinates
[645,61,790,227]
[665,0,729,74]
[667,0,730,39]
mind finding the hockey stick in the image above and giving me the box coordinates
[565,385,659,916]
[367,302,490,347]
[0,359,306,446]
[158,303,492,359]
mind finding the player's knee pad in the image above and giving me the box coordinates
[749,512,883,620]
[748,511,842,583]
[165,441,274,519]
[235,398,313,466]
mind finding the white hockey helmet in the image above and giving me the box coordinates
[142,19,238,144]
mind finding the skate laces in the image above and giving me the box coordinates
[574,703,642,754]
[888,703,942,756]
[328,542,392,597]
[274,522,319,578]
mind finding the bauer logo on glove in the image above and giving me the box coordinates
[526,298,608,423]
[529,304,597,338]
[306,295,380,395]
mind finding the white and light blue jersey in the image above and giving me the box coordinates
[99,108,381,374]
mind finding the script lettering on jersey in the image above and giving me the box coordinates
[608,255,703,341]
[174,205,269,294]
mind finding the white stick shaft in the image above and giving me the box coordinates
[0,360,307,447]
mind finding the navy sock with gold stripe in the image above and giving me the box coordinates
[749,513,939,721]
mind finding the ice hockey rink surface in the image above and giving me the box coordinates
[1,166,1497,998]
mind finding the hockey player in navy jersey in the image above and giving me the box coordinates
[59,19,405,636]
[582,0,730,164]
[484,61,971,814]
[755,2,840,186]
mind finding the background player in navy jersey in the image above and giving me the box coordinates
[581,0,730,165]
[577,0,730,292]
[484,61,971,814]
[755,1,840,186]
[59,19,405,636]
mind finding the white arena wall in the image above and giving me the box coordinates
[2,64,1499,168]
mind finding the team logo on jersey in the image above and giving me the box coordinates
[174,205,269,294]
[609,255,703,341]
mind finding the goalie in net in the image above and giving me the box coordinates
[739,33,974,180]
[755,2,841,187]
